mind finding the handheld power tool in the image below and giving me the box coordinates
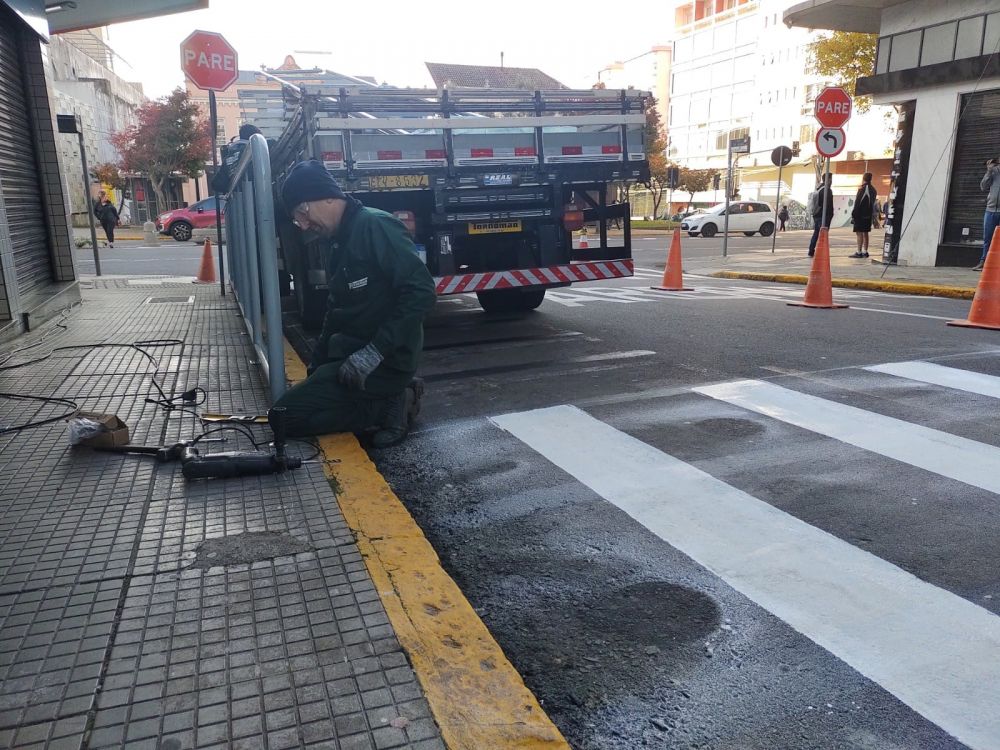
[181,406,302,480]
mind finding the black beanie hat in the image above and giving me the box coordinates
[282,160,346,211]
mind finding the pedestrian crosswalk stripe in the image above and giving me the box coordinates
[694,379,1000,495]
[866,360,1000,399]
[491,404,1000,750]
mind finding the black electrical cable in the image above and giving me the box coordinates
[0,392,79,435]
[0,339,197,433]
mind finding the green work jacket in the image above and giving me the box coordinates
[317,199,436,378]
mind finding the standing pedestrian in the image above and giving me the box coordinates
[975,157,1000,271]
[96,195,119,248]
[872,196,882,229]
[272,160,437,446]
[807,173,834,257]
[778,204,789,232]
[850,172,877,258]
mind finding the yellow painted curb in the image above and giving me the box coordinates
[710,271,976,300]
[282,340,569,750]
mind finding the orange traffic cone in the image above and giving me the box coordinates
[194,238,216,284]
[579,231,589,250]
[787,228,847,309]
[948,229,1000,330]
[650,227,693,291]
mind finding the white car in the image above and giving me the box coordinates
[681,201,775,238]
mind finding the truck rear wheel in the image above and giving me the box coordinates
[476,288,546,313]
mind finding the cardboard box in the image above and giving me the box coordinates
[73,412,130,448]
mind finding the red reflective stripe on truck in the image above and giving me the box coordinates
[433,260,634,295]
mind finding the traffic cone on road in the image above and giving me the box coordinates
[650,227,693,291]
[787,228,847,309]
[948,229,1000,330]
[579,230,589,250]
[194,238,216,284]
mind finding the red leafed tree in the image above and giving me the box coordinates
[110,88,211,211]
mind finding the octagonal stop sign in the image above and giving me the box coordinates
[180,30,238,92]
[814,86,852,129]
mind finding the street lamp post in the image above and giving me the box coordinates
[57,113,101,276]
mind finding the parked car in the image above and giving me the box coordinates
[681,201,774,238]
[157,197,226,242]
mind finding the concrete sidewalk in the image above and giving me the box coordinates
[667,228,983,298]
[0,285,445,750]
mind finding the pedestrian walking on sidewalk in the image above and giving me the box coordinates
[976,157,1000,271]
[96,196,119,249]
[850,172,877,258]
[273,160,437,446]
[778,204,789,232]
[807,173,834,257]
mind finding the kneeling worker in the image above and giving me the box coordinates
[274,160,436,446]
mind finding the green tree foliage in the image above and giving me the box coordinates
[644,96,670,218]
[678,168,717,209]
[808,31,877,112]
[111,88,211,211]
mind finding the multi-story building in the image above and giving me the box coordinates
[595,46,672,125]
[48,29,146,226]
[668,0,895,213]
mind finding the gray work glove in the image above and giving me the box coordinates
[337,343,383,390]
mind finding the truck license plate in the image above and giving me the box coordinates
[484,173,514,186]
[468,220,522,235]
[368,174,429,190]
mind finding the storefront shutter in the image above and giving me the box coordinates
[943,89,1000,247]
[0,13,52,298]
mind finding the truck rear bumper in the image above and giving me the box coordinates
[434,259,633,295]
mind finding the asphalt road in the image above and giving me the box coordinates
[71,229,860,279]
[370,270,1000,750]
[73,239,216,278]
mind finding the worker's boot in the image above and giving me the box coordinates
[372,379,424,448]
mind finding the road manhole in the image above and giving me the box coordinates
[145,295,194,304]
[188,531,314,569]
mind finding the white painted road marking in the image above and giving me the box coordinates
[867,361,1000,399]
[491,404,1000,750]
[694,379,1000,494]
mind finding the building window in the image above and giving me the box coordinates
[956,16,986,59]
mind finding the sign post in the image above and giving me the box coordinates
[770,145,793,254]
[723,136,750,258]
[180,30,239,296]
[813,87,852,236]
[57,114,101,276]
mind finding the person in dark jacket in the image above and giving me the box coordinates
[778,204,789,232]
[808,173,834,257]
[272,160,437,446]
[850,172,877,258]
[96,196,119,248]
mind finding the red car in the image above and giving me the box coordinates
[156,197,226,242]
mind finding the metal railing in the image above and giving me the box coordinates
[223,133,287,401]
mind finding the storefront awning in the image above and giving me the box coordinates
[782,0,909,34]
[47,0,208,33]
[4,0,209,38]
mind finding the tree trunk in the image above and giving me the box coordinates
[149,176,168,216]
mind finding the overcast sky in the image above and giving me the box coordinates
[105,0,674,97]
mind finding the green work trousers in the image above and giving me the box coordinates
[274,356,411,437]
